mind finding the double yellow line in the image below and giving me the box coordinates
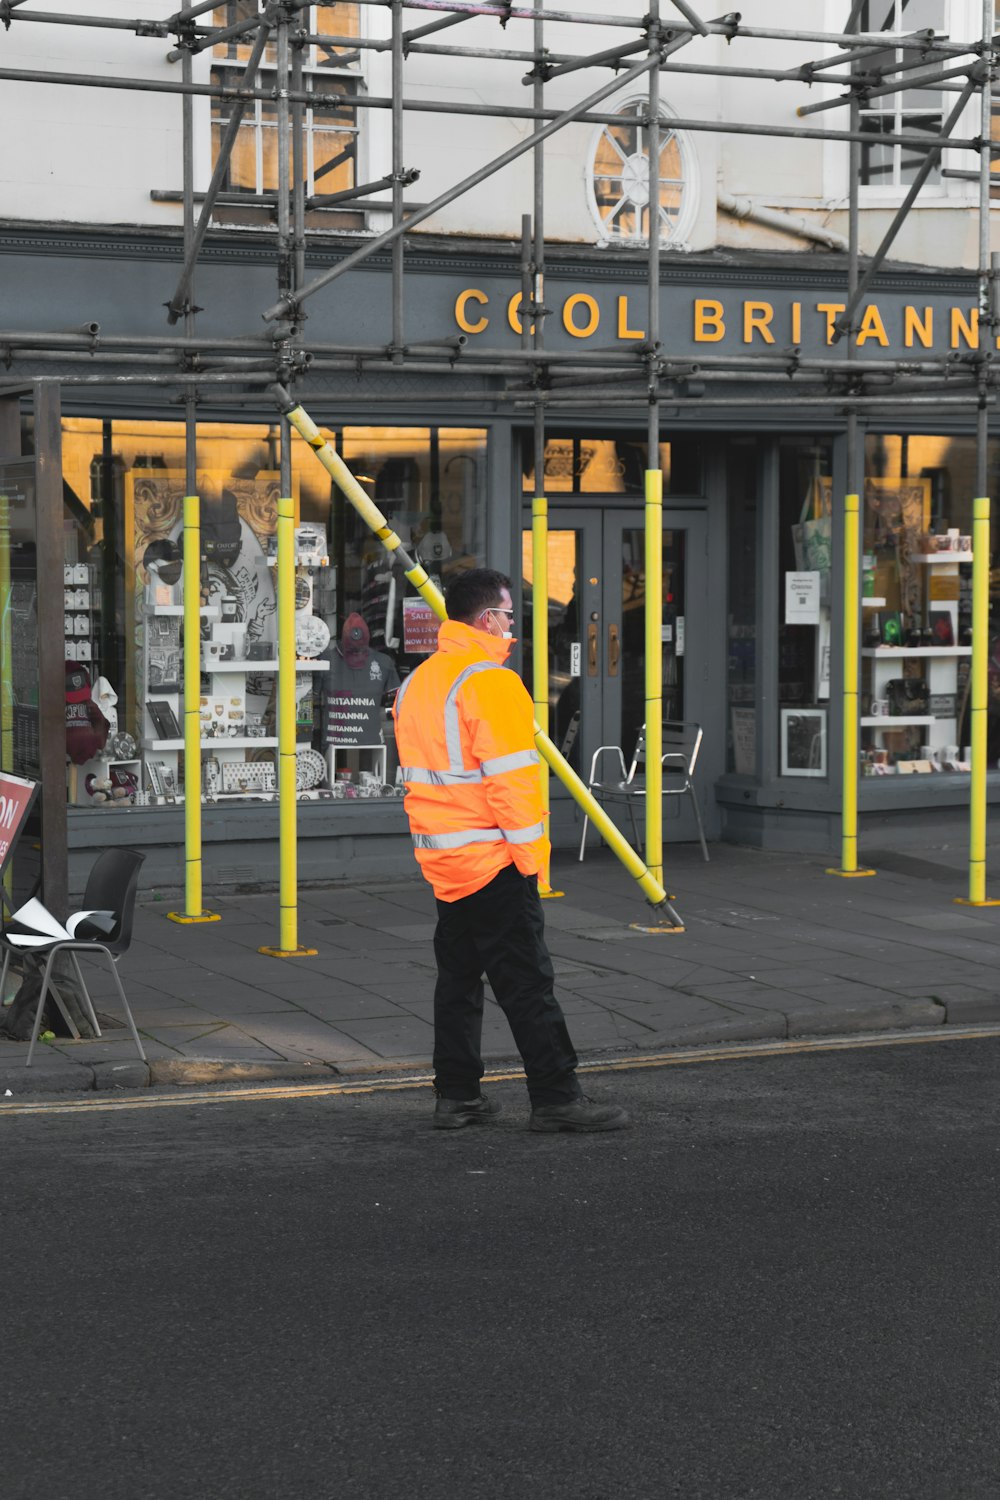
[2,1025,997,1118]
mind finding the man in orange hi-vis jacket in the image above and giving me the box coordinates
[394,568,628,1133]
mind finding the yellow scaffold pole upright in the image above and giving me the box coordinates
[261,496,318,956]
[168,494,219,924]
[277,390,682,926]
[532,492,563,899]
[956,496,1000,905]
[828,492,876,879]
[644,468,663,885]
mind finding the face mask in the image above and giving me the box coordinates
[484,609,513,639]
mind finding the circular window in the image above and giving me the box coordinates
[586,98,695,248]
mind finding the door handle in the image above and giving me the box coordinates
[608,623,620,677]
[587,621,599,676]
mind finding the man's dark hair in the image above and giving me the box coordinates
[445,568,512,624]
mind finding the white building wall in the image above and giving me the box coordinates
[0,0,992,270]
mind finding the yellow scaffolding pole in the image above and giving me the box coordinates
[956,496,1000,905]
[532,493,563,898]
[828,492,875,879]
[261,496,318,956]
[168,494,219,924]
[279,392,681,925]
[644,469,663,885]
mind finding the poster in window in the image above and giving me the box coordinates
[780,708,827,778]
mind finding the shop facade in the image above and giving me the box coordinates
[2,225,998,894]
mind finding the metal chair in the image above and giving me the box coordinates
[0,847,148,1068]
[578,720,709,864]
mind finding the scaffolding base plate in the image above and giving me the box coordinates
[258,945,319,958]
[167,911,221,924]
[539,888,565,899]
[825,868,877,878]
[629,920,686,935]
[954,897,1000,906]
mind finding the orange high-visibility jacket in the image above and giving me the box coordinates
[392,619,549,902]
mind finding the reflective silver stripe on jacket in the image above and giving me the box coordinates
[413,828,505,850]
[443,661,504,770]
[481,748,539,777]
[401,766,484,786]
[399,659,509,784]
[393,671,418,716]
[499,821,545,844]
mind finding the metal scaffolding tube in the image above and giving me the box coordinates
[262,48,662,320]
[832,75,980,342]
[0,61,983,155]
[391,0,406,361]
[797,58,978,116]
[165,14,272,324]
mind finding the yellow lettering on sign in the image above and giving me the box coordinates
[617,295,645,341]
[743,301,775,344]
[856,304,889,347]
[816,303,846,345]
[693,299,725,343]
[904,305,933,348]
[791,301,802,345]
[951,306,978,349]
[454,288,489,335]
[563,293,599,338]
[507,292,535,337]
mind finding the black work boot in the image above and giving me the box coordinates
[433,1093,501,1130]
[529,1095,630,1133]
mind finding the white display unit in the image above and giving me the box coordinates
[861,554,971,761]
[140,535,335,802]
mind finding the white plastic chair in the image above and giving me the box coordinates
[578,720,709,863]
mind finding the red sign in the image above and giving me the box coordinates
[402,598,441,656]
[0,771,38,874]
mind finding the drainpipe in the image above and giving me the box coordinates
[718,189,849,251]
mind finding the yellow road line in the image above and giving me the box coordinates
[1,1024,999,1118]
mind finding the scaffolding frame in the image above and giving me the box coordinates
[2,0,999,897]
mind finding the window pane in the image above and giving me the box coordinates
[778,439,832,780]
[727,442,757,773]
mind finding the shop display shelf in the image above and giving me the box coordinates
[143,736,279,751]
[861,647,971,658]
[860,715,935,728]
[203,659,330,673]
[149,604,221,618]
[910,554,973,565]
[861,597,887,608]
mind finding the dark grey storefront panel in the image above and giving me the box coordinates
[0,230,982,361]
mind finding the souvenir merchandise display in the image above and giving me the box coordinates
[320,613,400,795]
[860,487,973,773]
[136,516,345,802]
[63,563,100,665]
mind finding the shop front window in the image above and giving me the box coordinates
[521,432,703,496]
[59,420,486,813]
[860,433,1000,778]
[778,438,833,780]
[727,439,757,774]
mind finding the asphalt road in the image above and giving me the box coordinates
[3,1036,999,1500]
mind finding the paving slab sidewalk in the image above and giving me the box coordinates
[3,837,999,1095]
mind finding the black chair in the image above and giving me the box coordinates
[0,847,147,1069]
[578,720,710,864]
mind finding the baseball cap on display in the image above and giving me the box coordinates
[342,612,370,668]
[65,662,92,702]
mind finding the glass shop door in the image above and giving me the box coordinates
[520,504,709,847]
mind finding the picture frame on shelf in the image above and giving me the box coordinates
[147,700,181,740]
[146,759,169,796]
[780,708,827,778]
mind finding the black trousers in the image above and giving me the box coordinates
[433,863,581,1105]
